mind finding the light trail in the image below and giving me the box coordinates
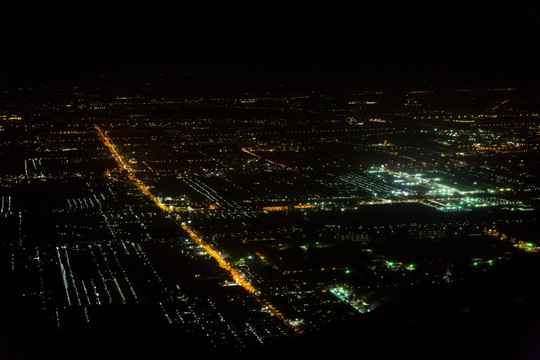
[95,125,301,333]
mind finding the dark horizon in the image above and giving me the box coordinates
[1,4,539,89]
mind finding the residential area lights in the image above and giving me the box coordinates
[95,125,300,333]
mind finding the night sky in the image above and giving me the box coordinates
[1,2,539,88]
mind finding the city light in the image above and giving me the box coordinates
[95,125,301,334]
[1,73,538,357]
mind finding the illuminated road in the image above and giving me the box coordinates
[95,125,171,212]
[180,224,299,332]
[95,125,301,333]
[242,147,299,173]
[491,99,510,111]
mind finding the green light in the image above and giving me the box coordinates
[345,269,351,274]
[526,243,535,247]
[473,262,479,266]
[487,259,494,265]
[510,208,515,211]
[409,264,415,269]
[388,261,394,266]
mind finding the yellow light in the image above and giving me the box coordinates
[96,125,301,334]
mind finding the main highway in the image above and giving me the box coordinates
[95,125,302,333]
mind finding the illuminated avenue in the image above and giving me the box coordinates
[95,124,301,333]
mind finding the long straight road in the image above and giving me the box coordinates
[95,125,301,333]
